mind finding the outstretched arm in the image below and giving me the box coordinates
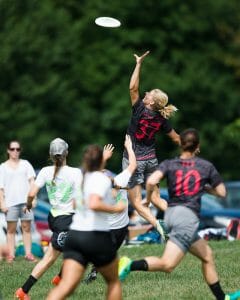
[167,129,181,146]
[129,51,150,105]
[124,135,137,174]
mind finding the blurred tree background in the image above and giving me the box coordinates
[0,0,239,178]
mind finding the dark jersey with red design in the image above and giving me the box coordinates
[158,157,223,216]
[124,98,172,160]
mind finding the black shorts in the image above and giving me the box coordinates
[48,213,74,251]
[111,225,128,250]
[63,230,117,268]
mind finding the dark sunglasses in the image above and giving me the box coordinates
[9,148,21,152]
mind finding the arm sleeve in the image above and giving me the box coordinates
[161,119,173,134]
[114,169,132,188]
[208,164,223,188]
[35,168,47,189]
[157,159,169,177]
[25,161,36,179]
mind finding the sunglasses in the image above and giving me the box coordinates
[9,148,21,152]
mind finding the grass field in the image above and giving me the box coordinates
[0,240,239,300]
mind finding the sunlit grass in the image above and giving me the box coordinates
[1,240,239,299]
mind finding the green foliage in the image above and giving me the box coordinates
[0,0,239,177]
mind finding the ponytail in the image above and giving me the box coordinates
[51,154,65,185]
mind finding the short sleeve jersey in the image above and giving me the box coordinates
[0,160,36,207]
[71,171,113,231]
[108,169,131,229]
[124,98,172,160]
[158,157,223,216]
[35,166,82,217]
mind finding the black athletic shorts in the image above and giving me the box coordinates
[64,230,117,268]
[48,212,74,251]
[111,225,128,250]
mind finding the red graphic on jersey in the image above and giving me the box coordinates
[175,170,201,196]
[135,119,161,140]
[181,161,195,167]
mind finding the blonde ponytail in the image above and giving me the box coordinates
[151,88,178,119]
[159,104,178,119]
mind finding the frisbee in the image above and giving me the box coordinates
[95,17,121,28]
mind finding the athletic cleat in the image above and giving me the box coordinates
[51,275,61,285]
[118,256,132,281]
[15,288,30,300]
[225,290,240,300]
[83,269,98,284]
[156,219,168,242]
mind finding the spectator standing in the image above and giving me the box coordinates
[0,140,36,263]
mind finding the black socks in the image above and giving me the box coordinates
[131,259,148,271]
[209,281,225,300]
[22,275,37,293]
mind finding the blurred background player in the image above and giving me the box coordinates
[119,128,240,300]
[46,143,126,300]
[84,135,137,284]
[0,140,36,263]
[15,138,82,300]
[123,51,180,239]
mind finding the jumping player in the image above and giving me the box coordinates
[123,51,180,239]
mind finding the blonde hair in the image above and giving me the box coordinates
[151,89,178,119]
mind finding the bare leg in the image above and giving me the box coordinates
[150,185,168,212]
[97,258,122,300]
[189,239,219,284]
[6,221,17,257]
[144,240,185,273]
[31,243,60,278]
[46,259,85,300]
[21,220,32,256]
[128,185,158,227]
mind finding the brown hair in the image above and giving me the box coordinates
[51,154,67,185]
[6,140,21,158]
[180,128,199,152]
[82,144,103,173]
[151,89,178,119]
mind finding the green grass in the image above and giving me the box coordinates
[0,240,239,300]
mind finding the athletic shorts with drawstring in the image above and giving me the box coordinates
[164,206,200,253]
[48,212,74,252]
[63,230,117,268]
[122,157,158,189]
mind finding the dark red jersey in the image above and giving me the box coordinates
[124,98,172,161]
[158,156,223,216]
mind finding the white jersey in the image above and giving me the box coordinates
[0,160,35,207]
[35,166,82,217]
[71,171,113,231]
[108,169,131,229]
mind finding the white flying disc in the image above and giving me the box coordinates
[95,17,121,28]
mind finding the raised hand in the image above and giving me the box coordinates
[124,135,133,151]
[134,50,150,64]
[103,144,115,162]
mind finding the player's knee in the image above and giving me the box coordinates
[201,246,214,264]
[161,261,175,273]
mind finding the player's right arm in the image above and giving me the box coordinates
[204,183,226,198]
[124,135,137,174]
[129,51,150,105]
